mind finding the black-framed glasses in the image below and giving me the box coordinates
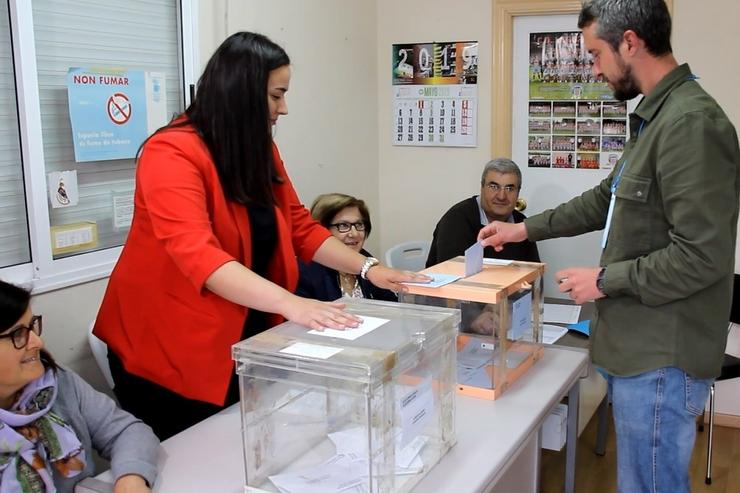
[485,182,519,194]
[330,221,366,233]
[0,315,43,349]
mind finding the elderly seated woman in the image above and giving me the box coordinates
[296,193,397,302]
[0,279,158,493]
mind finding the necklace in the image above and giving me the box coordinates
[338,272,363,298]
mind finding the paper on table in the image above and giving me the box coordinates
[543,303,581,324]
[402,273,461,288]
[269,453,367,493]
[542,324,569,344]
[279,342,343,359]
[308,315,389,340]
[464,242,484,277]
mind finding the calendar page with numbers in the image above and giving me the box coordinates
[392,41,478,147]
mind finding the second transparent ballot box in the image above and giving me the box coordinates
[232,298,459,493]
[400,258,545,400]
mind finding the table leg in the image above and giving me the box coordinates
[565,380,580,493]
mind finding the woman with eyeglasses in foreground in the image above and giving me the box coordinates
[296,193,397,302]
[0,280,158,493]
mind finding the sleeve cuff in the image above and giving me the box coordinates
[112,459,158,488]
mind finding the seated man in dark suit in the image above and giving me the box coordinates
[426,158,539,267]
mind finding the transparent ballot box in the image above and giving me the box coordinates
[232,298,459,493]
[400,258,544,400]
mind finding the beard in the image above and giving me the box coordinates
[608,57,640,101]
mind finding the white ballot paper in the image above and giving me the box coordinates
[308,316,389,340]
[543,303,581,324]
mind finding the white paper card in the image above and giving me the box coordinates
[509,291,532,340]
[279,342,343,359]
[112,192,135,229]
[464,241,484,277]
[542,324,569,344]
[308,315,389,340]
[543,303,581,324]
[402,273,461,288]
[47,170,79,208]
[398,376,434,447]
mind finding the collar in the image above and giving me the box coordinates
[475,195,514,226]
[634,63,693,125]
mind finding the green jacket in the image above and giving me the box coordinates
[526,64,740,378]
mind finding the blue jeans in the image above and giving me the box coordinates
[604,367,712,493]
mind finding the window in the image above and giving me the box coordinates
[1,0,197,291]
[0,2,30,270]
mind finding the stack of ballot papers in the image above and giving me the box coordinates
[268,427,428,493]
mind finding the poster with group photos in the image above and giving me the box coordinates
[392,41,478,147]
[527,31,628,169]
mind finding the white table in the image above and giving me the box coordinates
[81,346,588,493]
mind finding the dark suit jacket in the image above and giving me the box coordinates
[296,249,397,302]
[426,196,540,267]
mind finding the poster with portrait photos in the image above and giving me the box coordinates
[527,31,628,169]
[392,41,478,147]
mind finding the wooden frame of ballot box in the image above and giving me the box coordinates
[400,258,545,400]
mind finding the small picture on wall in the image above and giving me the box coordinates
[528,152,552,168]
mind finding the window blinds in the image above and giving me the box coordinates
[0,3,31,268]
[32,0,184,259]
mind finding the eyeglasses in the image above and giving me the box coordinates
[485,183,519,194]
[330,221,366,233]
[0,315,43,349]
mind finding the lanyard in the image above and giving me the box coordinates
[601,119,645,249]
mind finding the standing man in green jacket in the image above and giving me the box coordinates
[479,1,740,491]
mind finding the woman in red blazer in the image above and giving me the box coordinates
[93,32,425,440]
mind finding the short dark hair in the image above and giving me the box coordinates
[0,280,57,370]
[310,193,372,237]
[148,32,290,207]
[481,158,522,188]
[578,0,672,56]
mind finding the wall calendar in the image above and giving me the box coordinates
[392,41,478,147]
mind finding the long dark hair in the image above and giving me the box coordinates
[184,32,290,206]
[0,280,57,370]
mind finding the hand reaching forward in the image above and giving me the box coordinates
[365,265,431,293]
[477,221,528,251]
[280,296,363,331]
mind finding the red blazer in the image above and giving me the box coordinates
[94,125,331,405]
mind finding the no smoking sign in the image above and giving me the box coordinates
[107,92,132,125]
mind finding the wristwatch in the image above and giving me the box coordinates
[596,267,607,295]
[360,257,380,280]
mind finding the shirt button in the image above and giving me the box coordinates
[636,191,643,197]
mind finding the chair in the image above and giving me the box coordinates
[87,320,115,389]
[384,240,431,272]
[703,273,740,485]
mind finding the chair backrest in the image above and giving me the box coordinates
[87,320,115,389]
[384,240,431,272]
[731,273,740,324]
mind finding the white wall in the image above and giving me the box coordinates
[376,0,493,257]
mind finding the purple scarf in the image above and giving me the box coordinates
[0,369,86,492]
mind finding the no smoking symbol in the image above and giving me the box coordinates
[107,92,132,125]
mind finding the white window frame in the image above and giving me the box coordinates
[3,0,199,293]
